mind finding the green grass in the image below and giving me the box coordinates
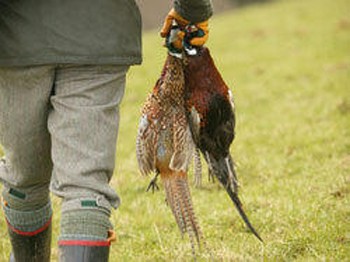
[1,0,350,260]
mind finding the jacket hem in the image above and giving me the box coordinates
[0,56,142,67]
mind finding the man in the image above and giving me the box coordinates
[0,0,212,261]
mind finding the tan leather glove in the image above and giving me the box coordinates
[160,8,209,49]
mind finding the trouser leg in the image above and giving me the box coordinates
[0,66,55,262]
[47,65,128,261]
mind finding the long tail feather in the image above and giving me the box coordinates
[162,172,204,257]
[226,188,263,242]
[193,148,202,188]
[209,154,263,242]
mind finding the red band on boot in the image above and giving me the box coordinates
[58,240,111,247]
[6,215,52,237]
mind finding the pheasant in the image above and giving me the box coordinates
[184,47,263,242]
[136,54,204,256]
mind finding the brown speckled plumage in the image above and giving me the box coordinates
[136,54,203,256]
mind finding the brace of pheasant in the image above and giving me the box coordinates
[136,28,262,257]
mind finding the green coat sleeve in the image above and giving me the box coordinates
[174,0,213,23]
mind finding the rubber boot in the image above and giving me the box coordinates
[8,223,51,262]
[59,243,110,262]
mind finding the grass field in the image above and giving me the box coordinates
[1,0,349,261]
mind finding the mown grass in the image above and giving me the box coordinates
[1,0,349,261]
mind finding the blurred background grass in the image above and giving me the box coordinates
[1,0,350,261]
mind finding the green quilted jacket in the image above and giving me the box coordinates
[0,0,213,66]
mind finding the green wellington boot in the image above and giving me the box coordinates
[8,223,51,262]
[59,243,110,262]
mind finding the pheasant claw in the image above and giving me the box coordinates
[146,174,160,193]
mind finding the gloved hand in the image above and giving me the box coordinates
[160,8,209,50]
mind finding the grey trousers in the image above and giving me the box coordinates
[0,65,128,212]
